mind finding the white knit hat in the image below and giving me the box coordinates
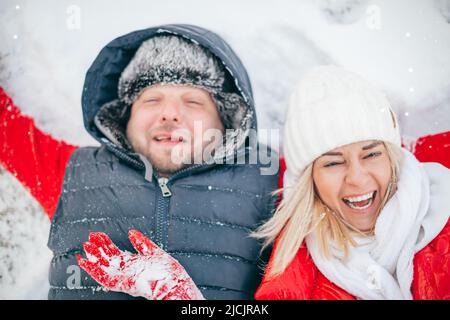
[283,65,401,179]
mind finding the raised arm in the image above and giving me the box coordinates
[411,131,450,169]
[0,87,78,219]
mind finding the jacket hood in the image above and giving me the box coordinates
[81,24,257,164]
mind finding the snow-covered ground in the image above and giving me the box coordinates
[0,167,51,299]
[0,0,449,299]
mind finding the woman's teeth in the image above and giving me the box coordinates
[342,191,376,210]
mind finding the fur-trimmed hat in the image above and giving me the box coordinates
[118,36,226,105]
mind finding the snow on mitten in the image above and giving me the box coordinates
[76,230,204,300]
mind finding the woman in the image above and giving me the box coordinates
[253,66,450,300]
[76,66,450,300]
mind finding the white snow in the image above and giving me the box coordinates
[0,0,449,299]
[0,167,52,299]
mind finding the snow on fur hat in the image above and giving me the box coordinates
[94,35,251,156]
[283,65,401,183]
[118,35,226,105]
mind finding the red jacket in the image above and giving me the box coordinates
[0,87,77,219]
[256,159,450,300]
[255,219,450,300]
[1,87,450,299]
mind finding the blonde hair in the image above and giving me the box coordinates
[252,142,403,278]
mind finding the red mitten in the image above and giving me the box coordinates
[76,230,204,300]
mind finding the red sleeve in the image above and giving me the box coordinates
[278,158,286,189]
[0,87,78,220]
[254,241,316,300]
[412,131,450,169]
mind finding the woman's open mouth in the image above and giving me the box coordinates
[342,191,377,210]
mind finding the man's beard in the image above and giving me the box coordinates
[127,124,222,177]
[127,126,192,177]
[128,137,191,176]
[146,147,191,176]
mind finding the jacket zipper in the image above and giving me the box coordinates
[153,165,208,249]
[155,178,171,250]
[157,177,172,197]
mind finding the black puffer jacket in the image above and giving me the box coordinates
[48,24,278,300]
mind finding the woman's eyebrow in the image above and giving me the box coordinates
[362,141,382,150]
[322,151,343,156]
[321,141,382,156]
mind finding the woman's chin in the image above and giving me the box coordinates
[339,203,380,232]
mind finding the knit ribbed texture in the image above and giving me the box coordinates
[284,65,401,177]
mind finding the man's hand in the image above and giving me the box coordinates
[76,230,204,300]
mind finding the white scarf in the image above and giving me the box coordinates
[285,149,450,300]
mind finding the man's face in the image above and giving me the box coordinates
[126,85,225,177]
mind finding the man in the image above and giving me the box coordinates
[0,24,279,299]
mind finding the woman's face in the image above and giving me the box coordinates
[312,140,392,232]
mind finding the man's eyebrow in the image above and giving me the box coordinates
[362,141,382,150]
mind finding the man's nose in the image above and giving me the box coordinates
[160,99,181,123]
